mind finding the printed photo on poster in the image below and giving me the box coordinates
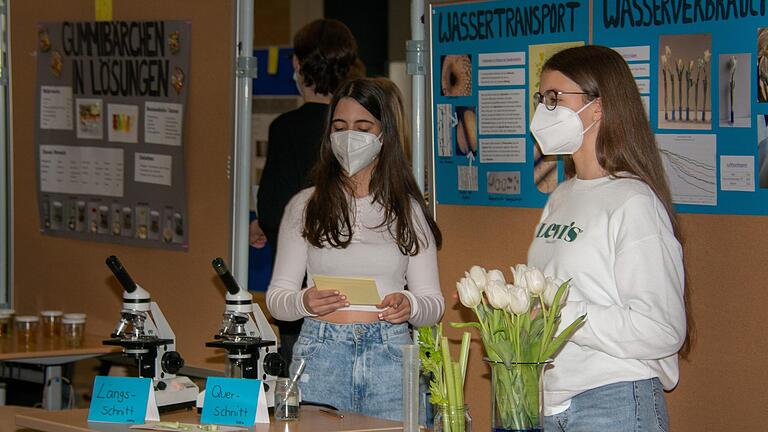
[487,171,521,195]
[657,34,712,130]
[528,42,584,194]
[718,53,751,128]
[757,115,768,188]
[441,54,473,96]
[455,106,477,156]
[437,104,454,157]
[758,28,768,103]
[657,134,717,206]
[76,98,103,139]
[107,104,139,143]
[135,205,149,240]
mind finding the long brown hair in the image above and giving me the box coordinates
[303,77,442,255]
[544,45,694,357]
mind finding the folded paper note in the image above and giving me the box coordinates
[88,376,159,424]
[200,377,269,426]
[312,275,382,305]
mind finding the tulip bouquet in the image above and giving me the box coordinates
[454,264,585,431]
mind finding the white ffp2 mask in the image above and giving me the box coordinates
[530,100,597,155]
[330,130,383,176]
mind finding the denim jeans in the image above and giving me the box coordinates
[290,318,412,421]
[545,378,669,432]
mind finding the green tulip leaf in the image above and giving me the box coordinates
[542,314,586,360]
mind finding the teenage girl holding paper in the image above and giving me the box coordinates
[266,77,444,421]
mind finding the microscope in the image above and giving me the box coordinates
[103,255,199,410]
[204,258,284,404]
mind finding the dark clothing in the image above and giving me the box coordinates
[257,102,328,346]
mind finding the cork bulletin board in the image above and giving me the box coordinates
[11,0,240,371]
[429,1,768,431]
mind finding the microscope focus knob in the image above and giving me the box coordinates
[263,352,286,377]
[162,351,185,375]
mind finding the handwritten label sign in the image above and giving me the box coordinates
[87,376,159,423]
[201,377,269,426]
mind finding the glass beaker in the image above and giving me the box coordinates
[15,315,40,346]
[40,310,63,338]
[433,404,472,432]
[274,378,300,421]
[62,313,87,347]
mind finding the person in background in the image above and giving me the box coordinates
[527,45,692,431]
[252,19,358,374]
[266,77,444,421]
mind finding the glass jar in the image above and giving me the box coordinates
[15,315,40,346]
[273,378,300,421]
[0,311,12,337]
[62,313,87,347]
[433,404,472,432]
[40,310,63,338]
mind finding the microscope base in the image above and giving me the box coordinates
[154,376,199,410]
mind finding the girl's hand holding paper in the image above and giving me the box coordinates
[302,287,349,316]
[377,293,411,324]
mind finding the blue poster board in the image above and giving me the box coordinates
[593,3,768,215]
[252,47,300,96]
[429,0,590,208]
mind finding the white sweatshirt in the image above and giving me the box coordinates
[527,175,686,416]
[266,187,444,327]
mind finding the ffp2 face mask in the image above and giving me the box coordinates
[530,99,597,155]
[330,130,383,176]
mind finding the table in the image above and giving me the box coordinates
[1,334,119,410]
[15,405,404,431]
[1,405,44,431]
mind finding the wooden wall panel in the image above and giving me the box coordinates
[10,0,237,370]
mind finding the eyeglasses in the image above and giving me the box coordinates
[533,90,591,111]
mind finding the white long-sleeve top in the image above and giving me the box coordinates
[527,175,686,416]
[266,187,444,327]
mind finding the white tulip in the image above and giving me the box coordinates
[467,265,488,290]
[665,45,671,57]
[487,269,506,285]
[524,267,546,295]
[510,264,529,289]
[456,277,482,308]
[484,280,510,310]
[542,277,568,307]
[507,284,531,315]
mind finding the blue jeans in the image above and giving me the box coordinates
[291,318,412,421]
[545,378,669,432]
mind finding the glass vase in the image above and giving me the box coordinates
[433,404,472,432]
[486,359,551,432]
